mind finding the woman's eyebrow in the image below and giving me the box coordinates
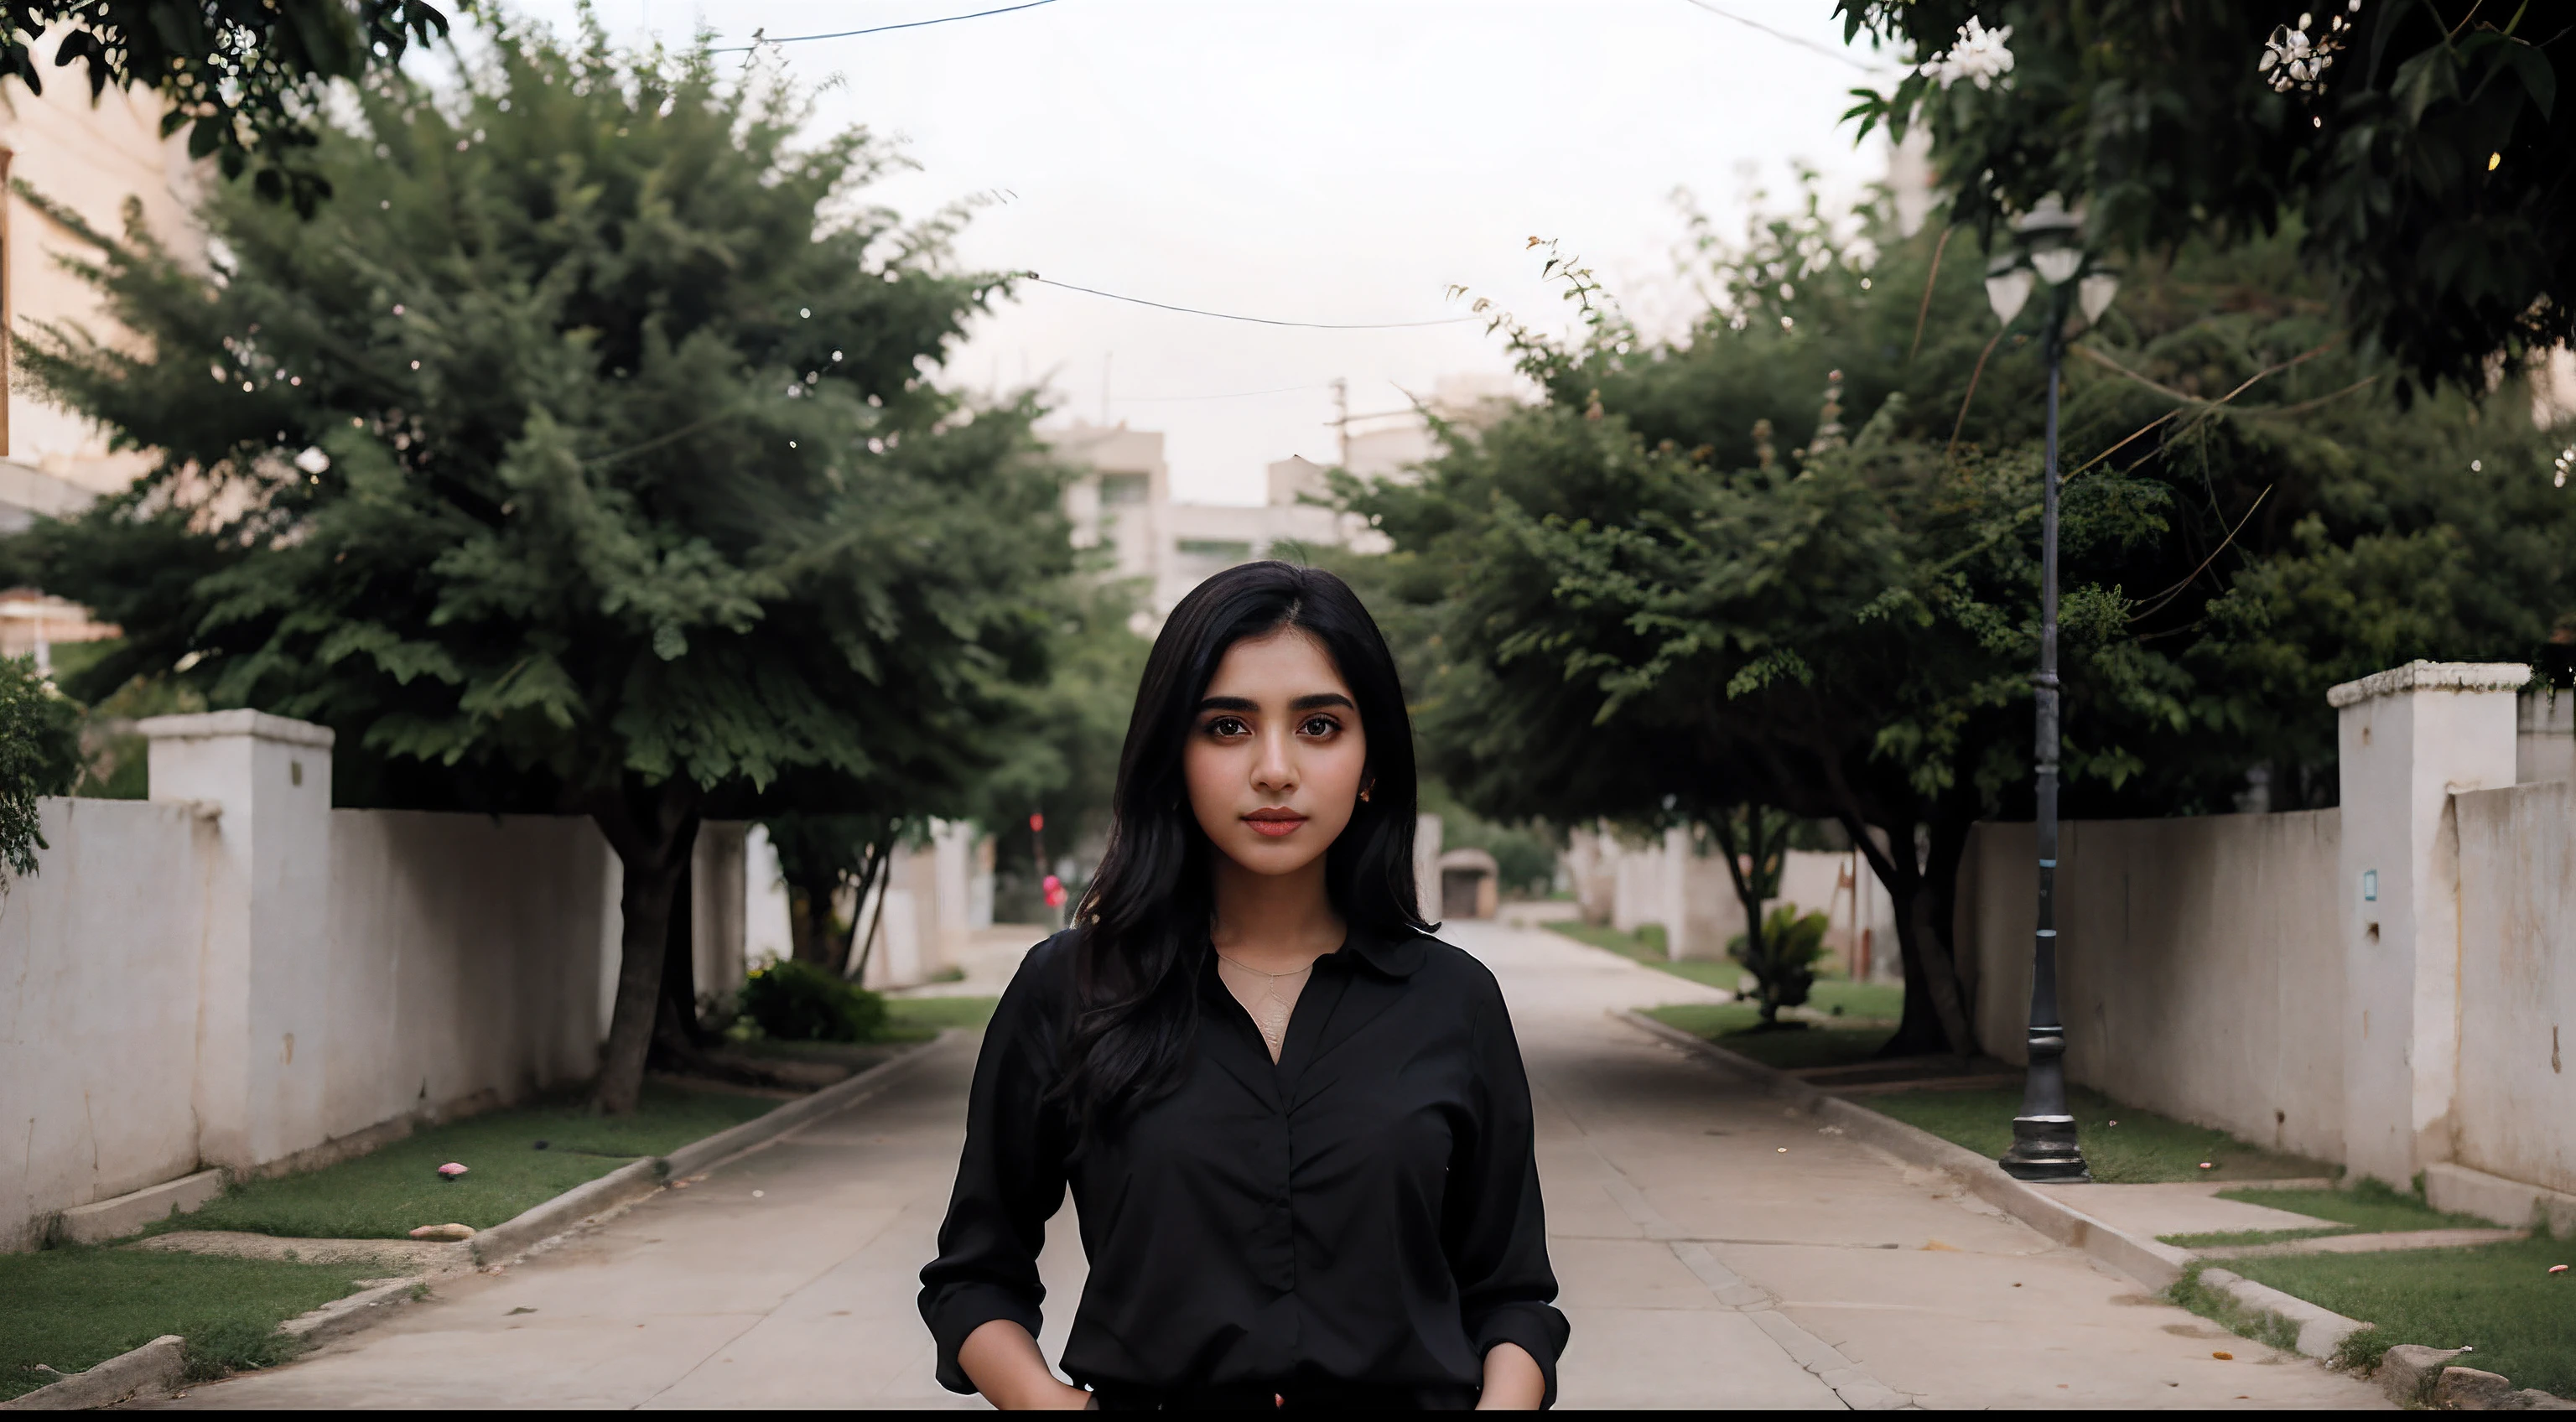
[1196,695,1258,713]
[1290,693,1357,712]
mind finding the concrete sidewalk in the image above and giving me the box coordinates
[153,916,2384,1409]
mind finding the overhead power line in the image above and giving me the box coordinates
[1021,274,1476,330]
[714,0,1061,52]
[1675,0,1879,72]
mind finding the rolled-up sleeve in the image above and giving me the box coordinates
[918,942,1072,1394]
[1447,983,1571,1408]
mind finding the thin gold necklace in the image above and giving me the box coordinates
[1213,949,1313,1052]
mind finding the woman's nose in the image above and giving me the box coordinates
[1250,728,1297,793]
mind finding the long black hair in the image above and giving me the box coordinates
[1058,561,1426,1134]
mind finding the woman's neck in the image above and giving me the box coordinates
[1208,852,1345,971]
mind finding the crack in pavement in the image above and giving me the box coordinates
[1591,1175,1914,1410]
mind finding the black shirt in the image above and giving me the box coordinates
[918,928,1570,1409]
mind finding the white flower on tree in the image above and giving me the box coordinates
[1918,17,2015,91]
[2260,2,2361,96]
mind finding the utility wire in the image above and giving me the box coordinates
[1675,0,1879,72]
[713,0,1060,51]
[1021,273,1475,330]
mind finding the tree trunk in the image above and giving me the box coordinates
[1838,809,1976,1061]
[786,870,840,966]
[1708,809,1777,1024]
[652,861,717,1067]
[592,792,702,1116]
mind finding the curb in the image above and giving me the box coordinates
[0,1336,183,1412]
[470,1031,952,1265]
[1612,1009,2373,1361]
[279,1279,423,1346]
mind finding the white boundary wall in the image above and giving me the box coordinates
[0,711,752,1251]
[1961,668,2571,1202]
[1959,812,2345,1161]
[2453,780,2576,1196]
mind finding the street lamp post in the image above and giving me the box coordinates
[1983,196,2116,1184]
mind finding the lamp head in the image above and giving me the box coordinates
[2078,271,2122,327]
[2015,193,2085,285]
[1984,253,2033,326]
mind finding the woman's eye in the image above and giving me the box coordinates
[1207,716,1249,738]
[1300,716,1339,738]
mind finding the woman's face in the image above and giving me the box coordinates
[1185,627,1370,879]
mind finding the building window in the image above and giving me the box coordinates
[1100,473,1148,506]
[1176,538,1254,563]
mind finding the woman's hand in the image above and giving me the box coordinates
[958,1319,1094,1409]
[1476,1342,1546,1409]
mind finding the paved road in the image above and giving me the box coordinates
[158,917,2385,1409]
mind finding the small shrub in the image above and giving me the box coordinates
[1728,906,1829,1025]
[738,959,886,1043]
[2334,1326,2393,1375]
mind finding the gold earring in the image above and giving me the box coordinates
[1359,787,1372,802]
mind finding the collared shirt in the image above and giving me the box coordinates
[919,928,1569,1409]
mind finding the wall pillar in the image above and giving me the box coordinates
[138,710,335,1172]
[1414,813,1443,923]
[691,822,747,1004]
[2331,662,2528,1188]
[930,819,975,973]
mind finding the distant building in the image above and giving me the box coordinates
[1046,374,1527,620]
[1047,423,1372,619]
[1337,372,1521,483]
[3,46,205,516]
[0,44,202,662]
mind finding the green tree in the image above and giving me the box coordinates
[8,1,449,211]
[963,574,1151,921]
[1351,195,2574,1057]
[10,18,1071,1112]
[762,812,911,973]
[0,655,83,876]
[1839,0,2570,397]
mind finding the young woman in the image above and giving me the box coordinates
[920,561,1567,1410]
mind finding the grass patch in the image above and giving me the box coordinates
[0,1247,373,1399]
[2160,1183,2485,1249]
[2228,1237,2576,1398]
[172,1081,780,1241]
[883,995,999,1031]
[1642,1004,1897,1071]
[2162,1225,2351,1250]
[2166,1262,2305,1355]
[1863,1086,2330,1184]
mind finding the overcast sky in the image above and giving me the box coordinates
[504,2,1895,503]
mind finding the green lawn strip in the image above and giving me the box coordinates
[1544,922,1906,1021]
[169,1082,780,1241]
[1641,1004,1897,1072]
[1862,1086,2331,1184]
[2224,1238,2576,1398]
[881,995,999,1031]
[0,1248,378,1400]
[2160,1226,2353,1250]
[2154,1180,2501,1249]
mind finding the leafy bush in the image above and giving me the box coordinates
[1728,905,1828,1025]
[0,655,84,876]
[737,958,886,1043]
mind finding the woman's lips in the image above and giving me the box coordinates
[1244,811,1306,838]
